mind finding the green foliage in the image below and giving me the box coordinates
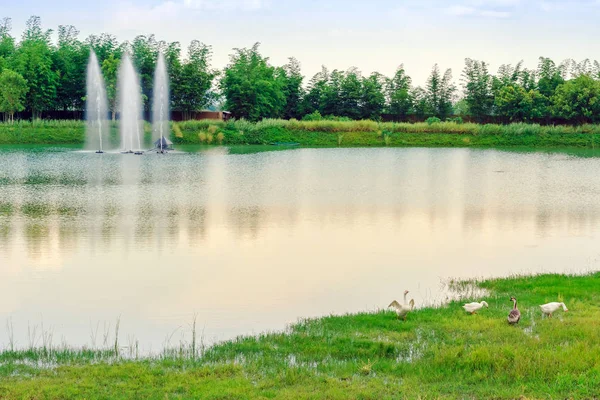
[552,75,600,124]
[302,111,322,121]
[446,116,463,124]
[101,54,119,119]
[220,43,285,121]
[12,17,57,119]
[361,72,385,120]
[0,273,599,399]
[386,65,412,120]
[426,64,455,120]
[53,25,87,112]
[0,69,28,122]
[3,15,600,127]
[495,85,545,122]
[461,59,493,120]
[426,116,441,125]
[174,41,217,119]
[281,57,304,119]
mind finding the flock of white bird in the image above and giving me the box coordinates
[388,291,569,324]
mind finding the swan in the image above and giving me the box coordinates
[507,296,521,325]
[388,290,415,321]
[539,302,568,318]
[462,301,489,314]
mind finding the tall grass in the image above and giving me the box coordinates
[4,119,600,148]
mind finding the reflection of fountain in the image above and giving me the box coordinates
[85,51,109,153]
[117,53,143,155]
[152,52,170,154]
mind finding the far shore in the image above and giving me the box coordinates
[3,119,600,149]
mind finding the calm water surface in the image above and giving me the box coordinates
[1,146,599,352]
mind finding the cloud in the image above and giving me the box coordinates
[445,0,519,18]
[183,0,268,10]
[110,1,182,33]
[446,5,477,16]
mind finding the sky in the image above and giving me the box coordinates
[3,0,600,87]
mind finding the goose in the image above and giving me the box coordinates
[507,296,521,325]
[388,290,415,321]
[539,302,568,318]
[462,301,489,315]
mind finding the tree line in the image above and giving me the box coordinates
[2,16,600,124]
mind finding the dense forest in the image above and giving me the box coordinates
[2,16,600,124]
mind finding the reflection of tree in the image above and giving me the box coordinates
[187,206,207,244]
[25,221,50,259]
[228,206,265,240]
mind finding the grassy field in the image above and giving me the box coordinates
[3,119,600,148]
[0,272,599,399]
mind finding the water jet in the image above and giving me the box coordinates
[85,50,109,153]
[117,52,143,153]
[152,52,171,153]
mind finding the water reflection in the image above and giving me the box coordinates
[1,147,600,350]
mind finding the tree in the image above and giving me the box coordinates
[426,64,455,119]
[461,59,493,121]
[495,84,544,122]
[174,40,216,119]
[220,43,285,121]
[411,86,429,118]
[360,72,385,120]
[12,16,57,119]
[86,33,119,64]
[131,35,160,111]
[321,69,344,117]
[302,66,329,116]
[53,25,88,112]
[386,65,412,121]
[339,68,362,119]
[101,53,119,120]
[281,57,303,119]
[0,69,28,122]
[552,75,600,124]
[0,18,15,73]
[537,57,565,98]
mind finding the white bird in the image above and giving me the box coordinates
[539,302,568,318]
[462,301,489,315]
[388,290,415,321]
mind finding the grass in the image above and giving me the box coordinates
[0,272,599,399]
[4,119,600,148]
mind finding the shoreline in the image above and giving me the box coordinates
[3,120,600,149]
[1,272,599,399]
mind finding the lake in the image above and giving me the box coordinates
[1,145,599,353]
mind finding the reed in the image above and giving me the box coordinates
[5,119,600,148]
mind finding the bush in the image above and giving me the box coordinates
[302,111,322,121]
[446,117,463,124]
[426,117,442,125]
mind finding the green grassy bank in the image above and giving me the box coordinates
[4,119,600,148]
[0,272,599,399]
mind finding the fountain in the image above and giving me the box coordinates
[85,51,109,153]
[152,52,171,154]
[85,50,170,155]
[117,52,143,154]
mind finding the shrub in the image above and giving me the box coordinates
[302,111,322,121]
[426,117,442,125]
[446,117,463,124]
[172,123,183,138]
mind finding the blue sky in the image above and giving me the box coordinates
[4,0,600,86]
